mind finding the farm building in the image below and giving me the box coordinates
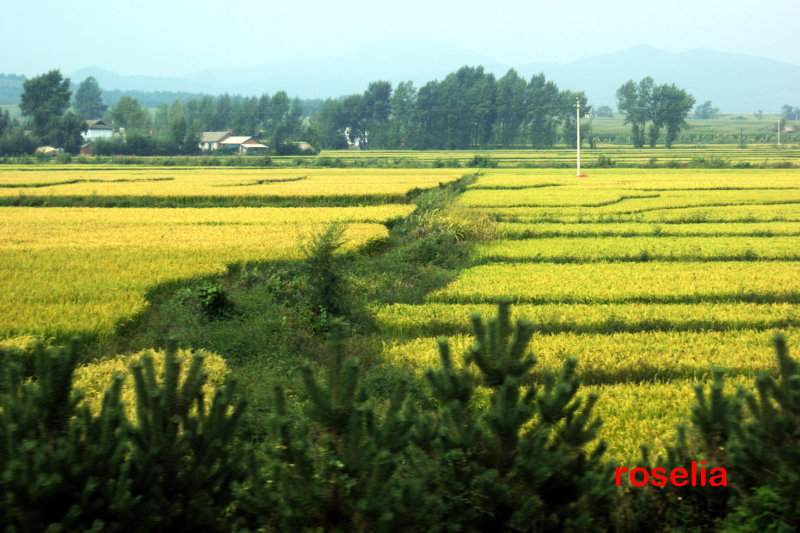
[199,131,232,152]
[219,136,268,155]
[83,120,113,141]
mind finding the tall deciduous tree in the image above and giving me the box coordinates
[362,81,392,148]
[495,69,527,147]
[388,81,417,148]
[19,70,87,151]
[616,76,652,148]
[19,70,72,137]
[695,100,719,119]
[109,96,149,131]
[52,111,87,153]
[73,76,107,120]
[618,77,693,148]
[527,73,561,149]
[0,109,10,138]
[659,84,695,148]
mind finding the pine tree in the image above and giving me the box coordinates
[240,319,422,531]
[417,300,614,532]
[725,334,800,530]
[0,339,250,532]
[0,340,135,531]
[125,340,249,532]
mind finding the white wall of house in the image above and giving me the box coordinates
[84,128,114,141]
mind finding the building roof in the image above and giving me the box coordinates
[86,119,112,130]
[200,131,232,143]
[220,136,256,145]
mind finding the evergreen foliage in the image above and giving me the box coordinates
[724,334,800,530]
[125,340,249,531]
[6,305,800,531]
[0,339,248,532]
[239,319,421,531]
[616,334,800,531]
[301,222,351,320]
[0,340,135,531]
[416,300,614,531]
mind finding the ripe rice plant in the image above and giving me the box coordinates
[459,186,800,209]
[428,261,800,305]
[373,302,799,337]
[0,206,400,342]
[382,328,790,385]
[495,221,800,238]
[475,236,800,263]
[482,202,800,224]
[591,375,754,462]
[0,167,462,206]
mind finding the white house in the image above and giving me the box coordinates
[199,131,232,152]
[219,136,268,155]
[83,120,113,141]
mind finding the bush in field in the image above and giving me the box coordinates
[238,320,422,531]
[466,154,498,168]
[415,300,614,531]
[0,339,248,532]
[301,222,351,320]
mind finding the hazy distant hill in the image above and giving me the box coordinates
[517,45,800,113]
[69,67,215,94]
[183,39,510,97]
[0,74,26,105]
[2,42,797,112]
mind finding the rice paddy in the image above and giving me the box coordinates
[2,161,799,462]
[374,166,800,460]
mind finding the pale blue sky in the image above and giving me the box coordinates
[2,0,798,76]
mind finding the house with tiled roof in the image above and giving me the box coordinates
[219,136,268,155]
[83,119,113,141]
[199,131,232,152]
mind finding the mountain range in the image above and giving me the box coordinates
[39,40,800,112]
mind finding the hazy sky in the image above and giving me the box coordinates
[2,0,798,77]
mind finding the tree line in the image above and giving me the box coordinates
[1,68,704,156]
[312,67,591,150]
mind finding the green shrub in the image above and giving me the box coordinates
[597,154,615,168]
[301,222,350,319]
[466,154,498,168]
[0,339,248,532]
[176,281,233,319]
[416,301,614,531]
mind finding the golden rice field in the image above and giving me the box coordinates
[373,302,799,337]
[428,262,800,304]
[493,202,800,223]
[374,167,800,462]
[0,203,412,342]
[0,167,462,205]
[496,221,800,237]
[475,236,800,262]
[3,162,800,463]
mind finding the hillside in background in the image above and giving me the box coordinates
[517,45,800,113]
[2,42,798,112]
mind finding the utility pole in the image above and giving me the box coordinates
[576,97,581,176]
[778,119,781,145]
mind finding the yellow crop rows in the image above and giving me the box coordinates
[428,261,800,304]
[0,205,405,341]
[0,167,462,199]
[476,235,800,262]
[373,167,800,462]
